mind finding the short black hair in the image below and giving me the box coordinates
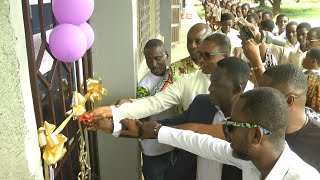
[297,22,311,31]
[221,13,234,22]
[286,21,298,32]
[204,33,231,54]
[276,14,289,23]
[256,9,265,14]
[249,7,257,13]
[309,27,320,39]
[261,64,308,95]
[240,87,288,151]
[144,39,166,52]
[261,19,275,32]
[242,3,250,9]
[247,13,259,24]
[286,21,298,28]
[263,10,273,19]
[309,47,320,65]
[215,57,250,88]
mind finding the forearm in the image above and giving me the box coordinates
[157,126,240,167]
[171,123,226,140]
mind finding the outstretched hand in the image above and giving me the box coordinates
[238,35,263,67]
[112,98,133,107]
[120,120,160,139]
[87,116,113,133]
[88,106,112,118]
[119,119,142,138]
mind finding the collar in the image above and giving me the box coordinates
[265,143,291,180]
[286,41,300,49]
[186,56,200,69]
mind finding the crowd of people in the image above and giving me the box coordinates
[87,1,320,179]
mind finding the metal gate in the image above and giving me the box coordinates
[21,0,100,179]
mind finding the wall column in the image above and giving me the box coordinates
[0,0,43,179]
[90,0,141,179]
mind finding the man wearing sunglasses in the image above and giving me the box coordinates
[124,88,320,179]
[90,57,251,180]
[259,64,320,172]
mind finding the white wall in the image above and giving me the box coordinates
[0,0,43,179]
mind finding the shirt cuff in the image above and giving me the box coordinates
[111,106,122,137]
[157,126,172,145]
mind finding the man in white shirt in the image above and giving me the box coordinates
[90,32,233,134]
[269,22,299,64]
[273,14,289,39]
[215,13,242,56]
[90,57,251,180]
[288,22,311,68]
[135,88,320,179]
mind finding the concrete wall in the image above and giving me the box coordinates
[160,0,172,63]
[90,1,142,179]
[0,0,43,179]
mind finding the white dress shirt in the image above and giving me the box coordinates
[137,71,175,156]
[196,108,225,180]
[112,71,211,133]
[215,28,242,48]
[288,48,307,69]
[112,71,254,134]
[158,126,320,179]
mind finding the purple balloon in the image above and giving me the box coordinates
[49,24,87,63]
[52,0,94,25]
[79,22,95,50]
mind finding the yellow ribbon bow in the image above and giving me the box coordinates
[38,121,68,165]
[67,91,87,116]
[85,78,108,103]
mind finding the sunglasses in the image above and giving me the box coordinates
[225,117,272,135]
[201,52,226,60]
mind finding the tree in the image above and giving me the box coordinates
[260,0,267,7]
[267,0,281,15]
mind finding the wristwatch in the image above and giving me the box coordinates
[154,123,162,137]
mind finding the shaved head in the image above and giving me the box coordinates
[187,23,212,64]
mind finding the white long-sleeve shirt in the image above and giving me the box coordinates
[158,126,320,179]
[112,71,211,132]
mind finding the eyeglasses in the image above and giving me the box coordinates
[307,39,320,42]
[201,52,226,60]
[225,118,272,135]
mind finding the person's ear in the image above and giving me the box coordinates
[233,85,242,95]
[251,128,263,145]
[286,94,296,107]
[224,53,230,58]
[165,51,169,58]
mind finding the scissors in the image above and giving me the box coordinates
[77,112,93,125]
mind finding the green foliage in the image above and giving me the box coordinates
[195,5,205,19]
[258,3,320,21]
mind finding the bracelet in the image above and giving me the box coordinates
[251,65,263,71]
[154,123,162,136]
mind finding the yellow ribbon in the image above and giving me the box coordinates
[37,77,107,176]
[67,91,87,116]
[38,119,70,165]
[85,78,108,103]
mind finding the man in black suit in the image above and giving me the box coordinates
[90,57,250,180]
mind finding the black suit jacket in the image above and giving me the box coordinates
[156,94,219,180]
[159,94,242,180]
[122,94,241,180]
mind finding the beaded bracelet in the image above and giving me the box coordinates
[251,65,263,71]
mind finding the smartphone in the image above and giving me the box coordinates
[239,25,255,40]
